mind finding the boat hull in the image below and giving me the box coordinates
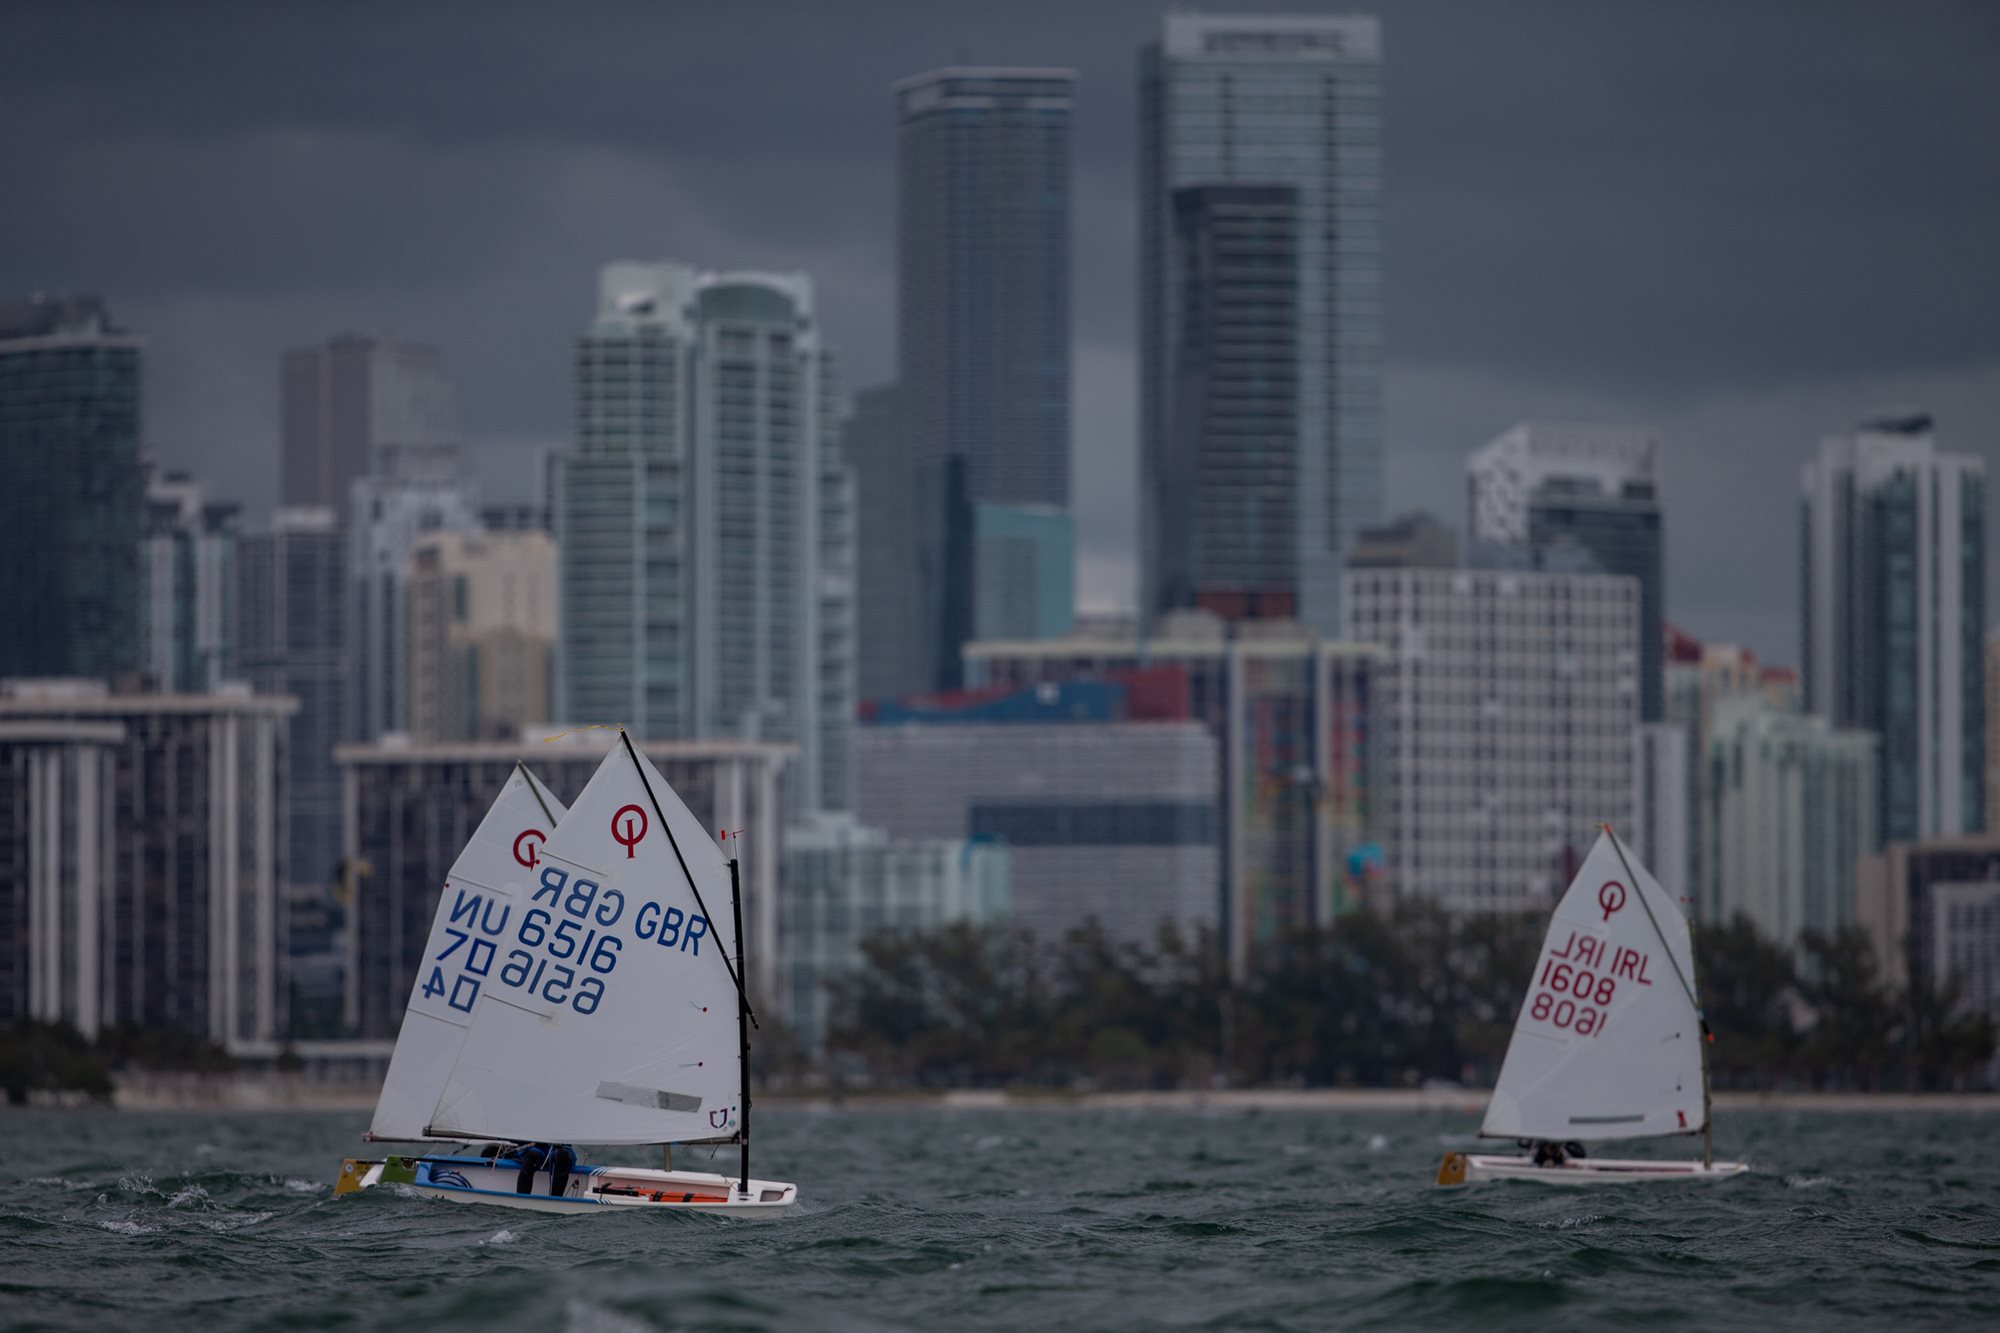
[1437,1151,1747,1186]
[335,1154,796,1215]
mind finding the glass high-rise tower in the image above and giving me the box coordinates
[1802,411,1985,843]
[281,333,463,516]
[0,295,142,681]
[557,263,855,815]
[897,67,1073,506]
[1140,13,1384,634]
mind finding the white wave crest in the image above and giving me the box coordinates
[169,1184,210,1209]
[1786,1173,1835,1189]
[563,1297,652,1333]
[283,1178,325,1195]
[481,1228,519,1246]
[99,1220,155,1236]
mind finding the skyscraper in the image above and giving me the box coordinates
[280,333,462,514]
[139,467,238,692]
[897,67,1073,506]
[1468,421,1666,720]
[237,507,348,898]
[1801,411,1985,842]
[556,262,855,814]
[346,474,481,741]
[0,295,142,681]
[1140,14,1384,633]
[846,385,927,702]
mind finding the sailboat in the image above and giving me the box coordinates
[1436,825,1748,1186]
[335,735,797,1214]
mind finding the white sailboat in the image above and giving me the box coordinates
[1437,826,1748,1186]
[336,736,797,1214]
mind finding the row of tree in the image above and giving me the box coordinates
[0,1022,238,1105]
[822,908,1997,1091]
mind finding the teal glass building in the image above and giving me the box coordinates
[0,296,142,681]
[1802,413,1984,842]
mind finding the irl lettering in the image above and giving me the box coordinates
[1550,930,1653,986]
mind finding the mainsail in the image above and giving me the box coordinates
[369,763,568,1141]
[427,738,744,1146]
[1482,829,1706,1143]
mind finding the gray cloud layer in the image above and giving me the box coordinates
[4,0,1996,660]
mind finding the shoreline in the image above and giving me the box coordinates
[20,1076,1998,1114]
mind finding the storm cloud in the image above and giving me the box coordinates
[4,0,1995,659]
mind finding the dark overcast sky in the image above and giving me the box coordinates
[4,0,1997,660]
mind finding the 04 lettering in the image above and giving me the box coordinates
[420,887,515,1015]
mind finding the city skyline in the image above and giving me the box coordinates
[3,1,1995,663]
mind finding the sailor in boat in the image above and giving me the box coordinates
[472,1140,578,1196]
[512,1143,577,1197]
[1528,1139,1587,1168]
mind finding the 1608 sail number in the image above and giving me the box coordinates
[1528,959,1611,1036]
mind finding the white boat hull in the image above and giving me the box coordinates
[1438,1151,1747,1186]
[336,1154,796,1215]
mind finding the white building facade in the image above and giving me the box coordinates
[1704,695,1879,946]
[556,262,855,816]
[0,681,292,1050]
[347,475,481,742]
[1632,721,1689,907]
[1342,567,1640,912]
[139,469,238,693]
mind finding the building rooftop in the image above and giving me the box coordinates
[0,678,296,715]
[333,733,796,765]
[0,294,134,345]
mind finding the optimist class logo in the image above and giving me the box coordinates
[1598,880,1628,921]
[512,828,547,869]
[612,804,648,858]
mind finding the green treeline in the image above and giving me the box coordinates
[824,908,1997,1092]
[0,1022,237,1105]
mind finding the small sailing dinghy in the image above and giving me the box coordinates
[336,736,797,1214]
[1437,826,1747,1187]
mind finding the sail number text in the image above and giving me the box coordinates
[1525,929,1657,1039]
[508,866,711,1016]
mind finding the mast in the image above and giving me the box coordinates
[730,855,751,1198]
[1602,823,1712,1165]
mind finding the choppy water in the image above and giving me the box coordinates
[1,1104,1995,1330]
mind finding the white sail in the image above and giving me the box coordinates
[428,738,744,1145]
[1482,829,1706,1143]
[369,764,568,1141]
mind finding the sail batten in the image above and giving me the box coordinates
[1481,830,1705,1144]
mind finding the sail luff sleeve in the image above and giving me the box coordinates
[1602,824,1700,1014]
[615,728,759,1028]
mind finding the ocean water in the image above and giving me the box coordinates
[0,1104,1994,1331]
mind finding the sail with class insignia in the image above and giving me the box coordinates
[427,737,744,1146]
[1481,829,1707,1143]
[369,763,568,1142]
